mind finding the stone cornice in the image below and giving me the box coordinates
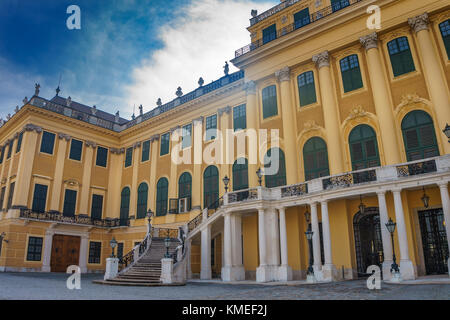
[312,51,330,69]
[408,12,429,33]
[110,147,125,155]
[85,140,97,148]
[275,66,290,82]
[218,106,231,117]
[58,133,71,141]
[360,32,378,51]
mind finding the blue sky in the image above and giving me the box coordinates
[0,0,276,119]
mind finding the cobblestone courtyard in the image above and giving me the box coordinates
[0,273,449,300]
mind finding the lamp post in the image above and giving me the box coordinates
[256,168,263,186]
[147,209,153,225]
[223,175,230,192]
[421,187,430,209]
[164,235,171,258]
[443,124,450,143]
[110,237,117,258]
[305,229,315,281]
[385,218,401,280]
[358,195,366,215]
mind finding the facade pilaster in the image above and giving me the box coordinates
[78,140,96,215]
[49,133,70,212]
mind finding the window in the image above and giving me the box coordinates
[401,110,439,161]
[7,182,14,210]
[331,0,349,12]
[262,85,278,119]
[262,24,277,44]
[137,183,148,219]
[16,132,23,153]
[6,139,13,159]
[203,166,219,209]
[349,125,381,170]
[205,115,217,141]
[0,147,4,164]
[124,147,133,167]
[120,187,130,223]
[26,237,43,261]
[96,146,108,167]
[232,158,248,191]
[160,133,170,156]
[264,148,286,188]
[32,184,48,213]
[69,139,83,161]
[294,7,310,30]
[440,20,450,60]
[233,104,246,131]
[387,37,415,77]
[63,189,77,217]
[141,140,150,162]
[117,243,124,260]
[182,124,192,149]
[0,186,5,209]
[178,172,192,199]
[40,131,56,154]
[298,71,317,107]
[303,137,329,181]
[156,178,168,216]
[340,55,363,93]
[91,194,103,220]
[88,242,101,264]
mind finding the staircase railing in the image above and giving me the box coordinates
[118,223,154,273]
[187,196,224,233]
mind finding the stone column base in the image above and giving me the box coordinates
[277,265,292,281]
[399,259,416,280]
[256,265,279,283]
[312,265,323,282]
[306,273,317,283]
[200,269,212,280]
[222,265,245,282]
[322,264,339,282]
[160,258,174,284]
[41,265,51,273]
[104,258,119,280]
[382,261,393,281]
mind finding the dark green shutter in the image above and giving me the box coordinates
[160,133,170,155]
[40,131,55,154]
[125,147,133,167]
[156,178,168,216]
[96,146,108,167]
[233,104,246,131]
[142,140,150,162]
[232,158,248,191]
[6,139,13,159]
[0,147,4,164]
[262,24,277,44]
[32,184,48,213]
[137,183,148,219]
[294,8,310,29]
[262,85,278,119]
[388,37,415,77]
[6,182,14,210]
[440,20,450,60]
[303,137,329,180]
[331,0,349,12]
[340,55,363,93]
[69,139,83,161]
[349,125,380,170]
[63,189,77,217]
[91,194,103,220]
[203,166,219,208]
[179,172,192,199]
[264,148,286,188]
[120,187,130,221]
[298,71,317,107]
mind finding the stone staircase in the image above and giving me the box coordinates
[102,237,181,286]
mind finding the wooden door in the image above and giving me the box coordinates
[50,235,81,272]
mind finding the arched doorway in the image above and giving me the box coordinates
[353,207,384,277]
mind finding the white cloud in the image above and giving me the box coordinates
[125,0,276,113]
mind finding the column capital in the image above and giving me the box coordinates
[85,140,97,148]
[193,116,204,126]
[24,123,42,133]
[391,187,402,194]
[376,190,387,196]
[244,81,256,95]
[408,13,429,33]
[275,66,290,82]
[320,200,329,205]
[150,134,160,142]
[360,32,378,51]
[308,201,318,207]
[170,126,181,134]
[132,141,141,149]
[312,51,330,69]
[218,106,232,117]
[110,147,125,155]
[438,181,449,188]
[57,133,71,141]
[277,206,286,212]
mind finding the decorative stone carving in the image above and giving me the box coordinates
[198,77,204,87]
[224,61,229,76]
[6,114,11,121]
[35,83,40,96]
[64,179,79,186]
[115,111,120,123]
[110,147,125,155]
[400,93,421,106]
[24,124,42,133]
[303,120,321,133]
[275,66,290,82]
[218,106,231,116]
[66,96,72,107]
[312,51,330,69]
[157,98,162,107]
[132,141,141,149]
[408,13,429,33]
[281,15,287,24]
[193,116,204,126]
[23,97,28,105]
[91,105,97,116]
[176,87,183,97]
[57,133,71,141]
[360,32,378,51]
[244,81,256,95]
[85,140,97,148]
[347,105,367,120]
[251,9,257,18]
[150,134,160,142]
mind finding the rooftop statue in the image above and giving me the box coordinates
[35,83,40,96]
[224,61,229,76]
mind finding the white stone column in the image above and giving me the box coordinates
[277,207,292,281]
[200,224,212,280]
[310,202,322,275]
[79,235,89,274]
[392,189,415,280]
[377,191,394,280]
[256,208,271,282]
[438,182,450,276]
[221,212,233,281]
[41,230,53,272]
[186,239,192,279]
[228,214,245,281]
[321,201,337,281]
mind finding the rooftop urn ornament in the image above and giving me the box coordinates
[91,105,97,115]
[443,124,450,143]
[14,106,19,113]
[198,77,204,87]
[66,96,72,107]
[251,9,257,18]
[56,86,61,96]
[6,114,11,121]
[223,61,229,76]
[34,83,40,96]
[23,97,28,105]
[139,104,143,116]
[115,111,120,123]
[176,87,183,97]
[157,98,162,107]
[0,118,4,127]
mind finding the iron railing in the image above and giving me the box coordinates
[119,228,152,270]
[396,159,437,177]
[228,189,258,203]
[322,168,377,190]
[281,183,308,198]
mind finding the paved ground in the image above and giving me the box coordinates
[0,272,449,300]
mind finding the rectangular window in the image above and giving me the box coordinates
[91,194,103,220]
[440,20,450,60]
[160,133,170,156]
[262,85,278,119]
[7,182,14,210]
[205,115,217,141]
[182,124,192,149]
[16,132,23,153]
[96,146,108,167]
[262,24,277,44]
[141,140,150,162]
[69,139,83,161]
[340,55,363,93]
[6,139,13,159]
[388,37,416,77]
[0,147,4,164]
[294,8,310,29]
[0,186,5,209]
[26,237,43,261]
[298,71,317,107]
[331,0,350,12]
[32,184,48,213]
[40,131,56,154]
[88,241,102,264]
[124,147,133,167]
[233,104,246,131]
[63,189,77,217]
[117,243,124,260]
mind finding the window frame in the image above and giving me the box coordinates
[339,54,364,94]
[62,189,77,217]
[32,183,48,213]
[387,37,416,77]
[348,125,381,171]
[16,131,23,153]
[205,115,217,141]
[156,178,169,216]
[88,241,102,264]
[181,124,192,149]
[69,138,83,161]
[261,85,278,119]
[232,158,249,191]
[40,131,56,155]
[303,137,330,181]
[297,71,317,107]
[124,147,133,168]
[136,182,149,219]
[203,166,219,209]
[160,132,171,156]
[26,236,43,262]
[95,146,108,168]
[233,104,247,132]
[141,140,150,162]
[438,19,450,60]
[91,194,104,220]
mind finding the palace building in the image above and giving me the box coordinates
[0,0,449,283]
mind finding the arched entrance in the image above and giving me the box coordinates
[353,207,384,277]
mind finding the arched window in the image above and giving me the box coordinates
[156,178,169,216]
[439,20,450,60]
[264,148,286,188]
[349,125,381,170]
[136,183,148,219]
[178,172,192,199]
[120,187,130,223]
[401,110,439,161]
[203,166,219,209]
[303,137,329,180]
[297,71,317,107]
[262,85,278,119]
[232,158,248,191]
[387,37,415,77]
[340,54,363,93]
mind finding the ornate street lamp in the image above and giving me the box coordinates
[421,187,430,209]
[256,168,263,186]
[359,195,366,215]
[385,218,400,275]
[443,124,450,143]
[147,209,154,224]
[110,237,117,258]
[223,175,230,192]
[164,235,171,258]
[305,229,314,278]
